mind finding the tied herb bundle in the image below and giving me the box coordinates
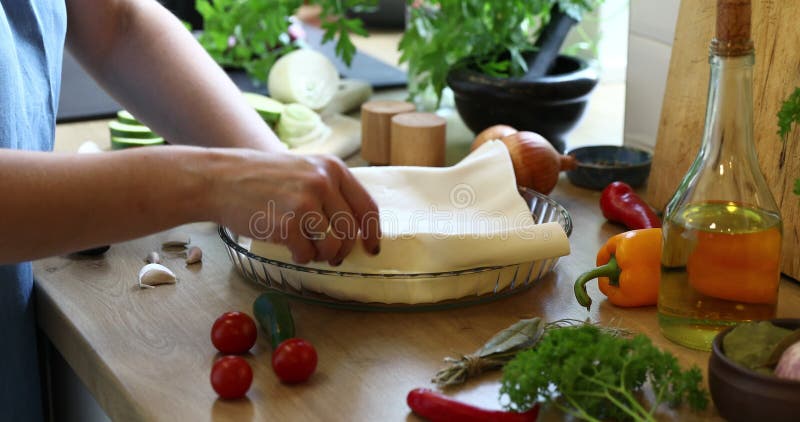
[500,324,709,422]
[432,318,629,387]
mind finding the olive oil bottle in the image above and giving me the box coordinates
[658,0,782,351]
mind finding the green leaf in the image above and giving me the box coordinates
[194,0,367,82]
[195,0,215,20]
[795,178,800,196]
[777,87,800,140]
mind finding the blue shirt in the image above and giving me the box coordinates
[1,1,66,420]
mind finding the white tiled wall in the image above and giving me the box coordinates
[624,0,681,151]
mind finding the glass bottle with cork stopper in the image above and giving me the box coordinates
[657,0,783,351]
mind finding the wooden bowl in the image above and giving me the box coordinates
[708,319,800,422]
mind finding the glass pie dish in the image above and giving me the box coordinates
[220,187,572,310]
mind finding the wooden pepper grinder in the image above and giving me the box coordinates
[360,100,416,165]
[390,112,447,167]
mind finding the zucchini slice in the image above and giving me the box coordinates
[116,110,141,125]
[242,92,284,125]
[108,120,156,139]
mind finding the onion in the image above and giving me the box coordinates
[494,131,577,194]
[277,103,330,147]
[470,125,518,151]
[268,49,340,110]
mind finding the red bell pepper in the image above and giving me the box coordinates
[599,181,661,229]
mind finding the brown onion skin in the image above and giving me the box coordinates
[493,131,576,194]
[470,125,518,151]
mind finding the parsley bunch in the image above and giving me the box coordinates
[194,0,374,83]
[500,325,708,422]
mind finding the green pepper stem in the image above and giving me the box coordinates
[574,255,621,311]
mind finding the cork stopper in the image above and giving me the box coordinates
[712,0,753,56]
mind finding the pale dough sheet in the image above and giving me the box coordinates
[250,141,570,274]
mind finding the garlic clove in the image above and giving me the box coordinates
[185,246,203,265]
[145,251,161,264]
[138,263,177,289]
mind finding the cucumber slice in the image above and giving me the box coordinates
[242,92,284,124]
[110,136,165,150]
[116,110,141,125]
[268,49,340,110]
[109,120,156,139]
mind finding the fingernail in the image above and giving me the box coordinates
[330,258,343,267]
[371,245,380,255]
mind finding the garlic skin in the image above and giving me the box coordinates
[138,263,176,289]
[185,246,203,265]
[145,251,161,264]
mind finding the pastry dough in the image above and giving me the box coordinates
[250,141,570,274]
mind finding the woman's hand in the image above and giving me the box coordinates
[204,149,381,265]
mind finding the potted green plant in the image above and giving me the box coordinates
[399,0,603,152]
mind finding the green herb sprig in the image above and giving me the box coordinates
[500,324,708,422]
[432,317,630,387]
[194,0,374,83]
[777,87,800,196]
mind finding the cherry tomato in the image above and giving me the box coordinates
[211,311,257,354]
[210,356,253,399]
[271,338,318,384]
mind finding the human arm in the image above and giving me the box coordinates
[64,0,282,151]
[0,148,380,265]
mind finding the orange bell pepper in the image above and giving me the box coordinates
[574,228,662,311]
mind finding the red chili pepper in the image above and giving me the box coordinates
[407,388,539,422]
[599,181,661,229]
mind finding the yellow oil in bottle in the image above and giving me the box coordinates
[658,201,781,350]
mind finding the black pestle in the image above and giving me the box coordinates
[522,7,578,80]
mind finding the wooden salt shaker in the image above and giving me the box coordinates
[390,112,446,167]
[360,100,416,165]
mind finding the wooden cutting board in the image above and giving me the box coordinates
[645,1,800,280]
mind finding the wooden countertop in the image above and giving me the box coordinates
[37,32,800,422]
[33,176,800,422]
